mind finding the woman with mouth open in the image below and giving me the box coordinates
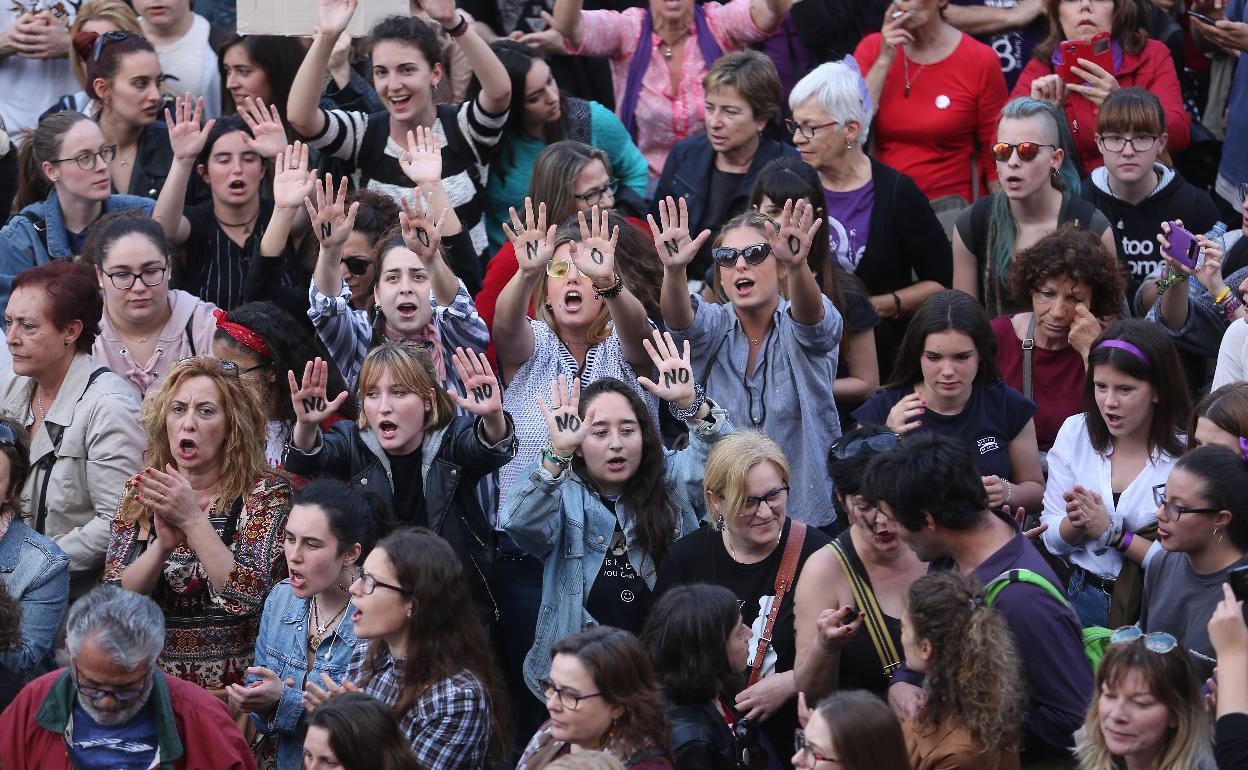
[1039,319,1188,629]
[500,330,734,705]
[104,355,293,698]
[951,97,1114,318]
[853,289,1046,516]
[656,200,843,530]
[283,341,516,628]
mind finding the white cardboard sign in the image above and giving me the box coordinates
[237,0,410,36]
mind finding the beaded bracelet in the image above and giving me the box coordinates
[542,444,575,467]
[1154,268,1185,296]
[593,273,624,300]
[668,384,707,421]
[443,14,469,37]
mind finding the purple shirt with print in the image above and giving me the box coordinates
[949,0,1048,90]
[824,180,874,273]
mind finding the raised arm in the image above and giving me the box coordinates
[749,0,792,35]
[154,95,211,248]
[944,0,1042,36]
[551,0,586,50]
[260,143,317,261]
[288,0,359,138]
[861,15,911,114]
[569,206,653,372]
[650,196,711,332]
[305,174,361,301]
[495,198,556,368]
[423,0,511,114]
[766,198,825,326]
[397,126,462,307]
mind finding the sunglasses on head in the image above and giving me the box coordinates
[0,422,15,448]
[991,141,1058,163]
[712,243,772,269]
[92,30,136,62]
[830,430,900,460]
[1110,626,1178,654]
[343,257,371,276]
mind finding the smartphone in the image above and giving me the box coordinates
[1186,9,1217,25]
[1231,565,1248,602]
[1164,222,1200,269]
[841,607,861,624]
[1058,32,1113,84]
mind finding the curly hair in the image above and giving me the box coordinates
[551,627,671,761]
[574,378,678,566]
[356,528,509,761]
[907,572,1024,756]
[641,583,745,705]
[1008,224,1125,320]
[10,261,103,352]
[119,356,276,527]
[532,215,613,348]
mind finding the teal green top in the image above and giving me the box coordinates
[484,100,649,253]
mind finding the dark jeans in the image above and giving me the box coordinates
[496,535,546,751]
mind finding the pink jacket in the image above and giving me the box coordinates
[92,289,219,398]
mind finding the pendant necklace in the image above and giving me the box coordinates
[903,50,925,98]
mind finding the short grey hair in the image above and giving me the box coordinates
[789,59,873,146]
[66,585,165,671]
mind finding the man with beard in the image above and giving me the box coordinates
[0,585,254,770]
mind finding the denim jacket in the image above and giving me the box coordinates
[0,519,69,707]
[247,580,357,770]
[500,401,733,698]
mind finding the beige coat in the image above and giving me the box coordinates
[0,352,145,575]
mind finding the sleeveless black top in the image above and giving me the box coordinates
[832,529,904,696]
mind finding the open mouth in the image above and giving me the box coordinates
[377,420,399,440]
[873,530,896,545]
[563,290,583,312]
[734,277,756,295]
[228,179,247,193]
[351,608,363,623]
[388,94,412,110]
[605,455,627,471]
[289,570,306,590]
[177,438,197,461]
[395,301,419,319]
[1104,412,1124,429]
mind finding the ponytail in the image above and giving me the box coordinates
[15,111,91,210]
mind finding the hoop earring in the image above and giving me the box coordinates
[338,566,353,592]
[1215,528,1224,543]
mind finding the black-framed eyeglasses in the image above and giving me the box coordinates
[1152,483,1222,521]
[51,145,117,171]
[794,729,840,765]
[538,677,603,710]
[352,566,411,596]
[72,662,151,703]
[712,243,772,269]
[572,180,618,206]
[105,266,167,290]
[0,422,15,447]
[343,256,372,276]
[830,430,899,460]
[220,359,270,376]
[1110,626,1179,654]
[739,485,789,517]
[785,119,839,139]
[991,141,1059,163]
[92,30,137,62]
[1097,134,1159,154]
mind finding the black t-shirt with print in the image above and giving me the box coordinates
[585,497,651,634]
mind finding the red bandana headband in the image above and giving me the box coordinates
[214,309,273,358]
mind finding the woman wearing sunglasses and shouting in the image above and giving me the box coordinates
[655,198,843,530]
[952,97,1114,318]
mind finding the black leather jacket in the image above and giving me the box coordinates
[284,413,517,624]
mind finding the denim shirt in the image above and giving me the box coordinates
[247,580,357,770]
[500,401,733,699]
[0,519,68,706]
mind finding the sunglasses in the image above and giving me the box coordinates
[712,243,772,268]
[1110,626,1178,654]
[546,259,580,279]
[92,30,136,62]
[0,422,15,447]
[991,141,1059,163]
[343,256,371,276]
[830,430,900,460]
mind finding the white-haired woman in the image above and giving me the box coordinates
[786,57,950,373]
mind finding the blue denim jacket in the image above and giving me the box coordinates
[247,580,357,770]
[500,402,732,699]
[0,519,69,705]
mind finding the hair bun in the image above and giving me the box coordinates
[72,30,100,62]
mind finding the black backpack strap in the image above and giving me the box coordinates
[17,210,50,253]
[184,315,197,357]
[1061,196,1099,229]
[34,367,109,533]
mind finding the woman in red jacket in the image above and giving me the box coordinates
[1012,0,1189,175]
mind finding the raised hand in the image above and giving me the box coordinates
[288,358,349,426]
[982,475,1009,509]
[647,196,711,270]
[502,197,557,274]
[447,347,503,418]
[537,375,596,457]
[272,143,317,210]
[165,94,216,163]
[317,0,359,37]
[636,330,696,409]
[1029,74,1068,107]
[419,0,459,26]
[398,126,443,185]
[1068,304,1104,360]
[398,189,446,263]
[304,174,359,253]
[1066,58,1120,107]
[569,205,618,286]
[765,198,822,269]
[239,96,287,159]
[1007,505,1048,540]
[878,4,915,61]
[136,465,202,531]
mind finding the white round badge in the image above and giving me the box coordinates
[935,94,951,110]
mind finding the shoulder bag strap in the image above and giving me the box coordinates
[827,540,902,677]
[34,367,110,533]
[184,314,197,357]
[748,521,807,687]
[1022,313,1037,401]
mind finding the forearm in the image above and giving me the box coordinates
[749,0,789,33]
[864,56,892,116]
[480,412,508,444]
[787,264,825,326]
[120,540,172,595]
[313,247,346,299]
[153,160,192,244]
[944,3,1029,35]
[1058,517,1086,546]
[493,269,541,365]
[261,206,298,258]
[794,643,841,700]
[551,0,585,48]
[1218,653,1248,717]
[660,267,695,330]
[292,422,320,452]
[289,32,337,136]
[427,256,461,308]
[1009,480,1044,511]
[185,520,237,591]
[452,25,510,113]
[605,285,653,368]
[419,181,462,235]
[1159,277,1192,329]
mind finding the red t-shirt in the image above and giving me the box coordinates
[854,32,1008,203]
[991,314,1086,452]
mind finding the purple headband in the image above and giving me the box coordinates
[1239,437,1248,461]
[843,55,873,117]
[1097,339,1150,367]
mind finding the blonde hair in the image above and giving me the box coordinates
[119,356,274,526]
[532,217,614,347]
[703,430,790,519]
[69,0,143,89]
[356,340,454,433]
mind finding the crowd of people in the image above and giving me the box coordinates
[1,0,1248,767]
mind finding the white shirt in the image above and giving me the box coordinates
[0,3,79,136]
[149,13,220,119]
[1214,317,1248,389]
[1040,413,1179,580]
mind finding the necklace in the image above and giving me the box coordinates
[902,50,925,98]
[659,30,688,59]
[34,389,47,420]
[217,210,260,234]
[311,595,349,636]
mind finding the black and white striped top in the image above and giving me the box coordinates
[306,100,508,267]
[175,199,276,311]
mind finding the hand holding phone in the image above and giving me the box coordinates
[1059,32,1113,84]
[1231,565,1248,602]
[1163,221,1200,269]
[1187,9,1218,25]
[841,607,861,625]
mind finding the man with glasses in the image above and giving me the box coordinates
[0,585,255,770]
[861,432,1092,765]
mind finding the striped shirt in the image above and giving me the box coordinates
[176,199,276,310]
[306,100,508,263]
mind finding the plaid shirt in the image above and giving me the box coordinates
[347,641,492,770]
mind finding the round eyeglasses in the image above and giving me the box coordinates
[538,677,603,710]
[52,144,117,171]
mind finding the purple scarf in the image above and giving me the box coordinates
[619,5,724,140]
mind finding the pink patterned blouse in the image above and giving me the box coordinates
[568,0,769,177]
